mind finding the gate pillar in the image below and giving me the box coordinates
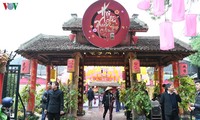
[27,59,38,112]
[158,66,164,93]
[46,65,51,90]
[0,73,4,103]
[172,61,179,88]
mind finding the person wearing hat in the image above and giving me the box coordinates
[160,83,181,120]
[189,79,200,120]
[102,86,115,120]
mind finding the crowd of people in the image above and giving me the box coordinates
[41,81,64,120]
[40,78,200,120]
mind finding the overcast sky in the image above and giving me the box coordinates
[0,0,199,52]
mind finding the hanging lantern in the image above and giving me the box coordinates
[185,14,197,37]
[132,59,140,73]
[69,34,76,41]
[50,68,56,80]
[179,63,188,76]
[159,21,174,50]
[21,60,30,74]
[137,0,150,10]
[171,0,185,22]
[67,58,75,72]
[132,36,138,45]
[154,71,158,81]
[153,0,165,16]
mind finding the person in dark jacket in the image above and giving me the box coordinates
[160,83,181,120]
[189,79,200,120]
[102,86,115,120]
[45,81,64,120]
[41,82,52,120]
[87,87,95,109]
[115,87,121,112]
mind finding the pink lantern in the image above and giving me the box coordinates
[69,34,76,41]
[132,59,140,73]
[159,21,174,50]
[137,0,150,10]
[153,0,165,16]
[171,0,185,22]
[67,58,75,72]
[132,36,138,45]
[185,14,197,36]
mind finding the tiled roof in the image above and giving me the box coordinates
[16,34,195,66]
[16,34,193,52]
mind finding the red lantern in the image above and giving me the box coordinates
[132,36,138,45]
[179,63,188,76]
[132,59,140,73]
[21,60,30,74]
[67,59,75,72]
[69,34,76,41]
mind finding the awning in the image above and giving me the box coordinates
[88,81,120,87]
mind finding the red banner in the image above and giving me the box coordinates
[21,60,30,74]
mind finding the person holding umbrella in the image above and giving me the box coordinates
[102,86,115,120]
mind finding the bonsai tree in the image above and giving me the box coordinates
[122,81,152,119]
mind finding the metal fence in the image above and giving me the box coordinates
[2,65,21,120]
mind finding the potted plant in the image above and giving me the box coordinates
[120,81,152,120]
[176,76,196,120]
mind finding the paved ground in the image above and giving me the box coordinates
[37,106,126,120]
[77,106,126,120]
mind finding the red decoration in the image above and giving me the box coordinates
[179,63,188,76]
[132,36,138,45]
[122,71,125,80]
[67,59,75,72]
[69,34,76,41]
[21,60,30,74]
[82,0,130,48]
[132,59,140,73]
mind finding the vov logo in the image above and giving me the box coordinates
[3,3,18,10]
